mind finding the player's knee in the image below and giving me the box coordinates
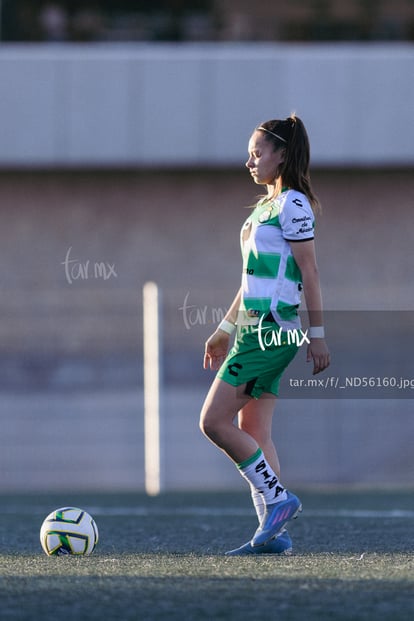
[199,410,213,439]
[199,408,220,442]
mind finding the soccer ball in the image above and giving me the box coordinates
[40,507,99,556]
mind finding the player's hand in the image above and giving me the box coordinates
[307,338,330,375]
[203,330,231,371]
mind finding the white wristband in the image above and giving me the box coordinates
[308,326,325,339]
[218,319,236,335]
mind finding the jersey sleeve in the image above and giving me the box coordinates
[279,192,314,241]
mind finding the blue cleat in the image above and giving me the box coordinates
[251,491,302,547]
[225,529,292,556]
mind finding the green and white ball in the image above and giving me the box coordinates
[40,507,99,556]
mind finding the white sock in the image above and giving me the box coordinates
[250,486,266,523]
[237,448,287,506]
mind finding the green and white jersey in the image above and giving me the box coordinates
[239,189,314,330]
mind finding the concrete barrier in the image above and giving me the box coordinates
[0,43,413,166]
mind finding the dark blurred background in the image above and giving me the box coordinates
[2,0,414,43]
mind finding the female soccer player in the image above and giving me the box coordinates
[200,114,330,555]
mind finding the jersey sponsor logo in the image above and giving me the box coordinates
[291,215,313,235]
[247,309,260,317]
[292,198,303,207]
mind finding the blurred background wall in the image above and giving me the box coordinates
[0,1,413,492]
[0,44,413,167]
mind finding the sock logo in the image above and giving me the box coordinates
[272,485,285,499]
[255,459,284,498]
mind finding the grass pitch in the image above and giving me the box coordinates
[0,490,413,620]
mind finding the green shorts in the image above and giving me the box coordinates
[217,322,299,399]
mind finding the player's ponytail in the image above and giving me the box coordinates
[257,114,320,213]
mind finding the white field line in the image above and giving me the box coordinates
[2,507,414,518]
[68,507,414,519]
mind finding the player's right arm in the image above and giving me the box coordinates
[203,288,241,371]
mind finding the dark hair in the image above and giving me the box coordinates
[258,114,320,212]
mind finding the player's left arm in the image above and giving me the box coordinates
[289,239,330,375]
